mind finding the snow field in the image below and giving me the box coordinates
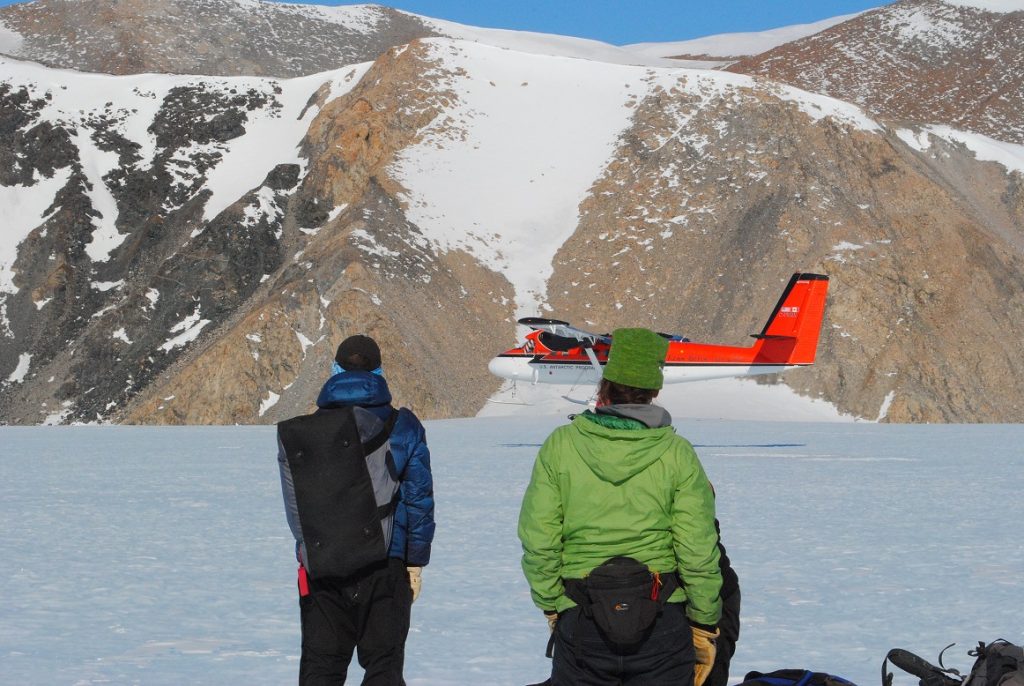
[0,418,1021,685]
[480,377,858,423]
[941,0,1024,11]
[897,126,1024,175]
[2,37,943,332]
[389,40,643,316]
[390,39,881,319]
[200,64,373,222]
[0,18,23,55]
[0,57,373,281]
[0,168,71,294]
[621,12,869,60]
[418,16,681,68]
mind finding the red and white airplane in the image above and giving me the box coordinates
[489,272,829,386]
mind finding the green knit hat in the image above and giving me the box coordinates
[603,328,669,390]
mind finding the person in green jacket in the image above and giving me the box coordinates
[518,328,724,686]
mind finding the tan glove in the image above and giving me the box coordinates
[407,566,422,603]
[544,611,559,633]
[692,625,720,686]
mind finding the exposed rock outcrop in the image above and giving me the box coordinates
[0,0,440,76]
[544,73,1024,422]
[122,43,514,424]
[729,0,1024,144]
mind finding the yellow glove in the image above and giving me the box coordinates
[692,625,719,686]
[407,566,422,603]
[545,611,559,633]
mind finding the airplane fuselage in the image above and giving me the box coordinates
[488,354,802,385]
[488,273,829,388]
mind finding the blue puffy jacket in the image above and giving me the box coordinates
[311,371,435,566]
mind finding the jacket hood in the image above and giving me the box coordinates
[569,414,676,485]
[317,371,392,409]
[596,403,672,428]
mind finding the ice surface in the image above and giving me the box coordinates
[1,418,1021,685]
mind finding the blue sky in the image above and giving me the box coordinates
[372,0,883,44]
[0,0,885,45]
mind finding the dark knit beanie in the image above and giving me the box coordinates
[602,328,669,390]
[335,334,382,372]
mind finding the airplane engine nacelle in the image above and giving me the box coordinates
[488,356,537,383]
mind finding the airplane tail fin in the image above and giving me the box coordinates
[752,273,829,365]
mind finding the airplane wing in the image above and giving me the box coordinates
[517,317,610,344]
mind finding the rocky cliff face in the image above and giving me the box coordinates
[0,63,313,423]
[1,4,1023,424]
[122,44,514,424]
[546,74,1024,422]
[0,0,439,76]
[0,45,515,424]
[728,0,1024,144]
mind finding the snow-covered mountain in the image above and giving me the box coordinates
[729,0,1024,144]
[0,0,678,76]
[621,11,870,66]
[1,1,1023,425]
[0,0,437,76]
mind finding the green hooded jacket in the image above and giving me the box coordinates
[517,411,723,626]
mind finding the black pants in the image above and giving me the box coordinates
[298,558,412,686]
[551,602,695,685]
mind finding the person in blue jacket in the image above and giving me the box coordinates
[278,334,435,685]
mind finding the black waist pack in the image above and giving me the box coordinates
[567,556,678,646]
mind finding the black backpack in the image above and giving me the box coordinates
[964,641,1024,686]
[277,405,399,579]
[740,669,860,686]
[884,640,1024,686]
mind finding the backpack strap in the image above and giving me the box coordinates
[362,407,399,456]
[652,570,680,603]
[563,567,680,610]
[360,408,401,521]
[744,670,856,686]
[376,492,401,520]
[883,648,963,686]
[744,670,816,686]
[563,578,589,610]
[545,631,556,659]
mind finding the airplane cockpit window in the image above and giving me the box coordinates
[538,331,582,352]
